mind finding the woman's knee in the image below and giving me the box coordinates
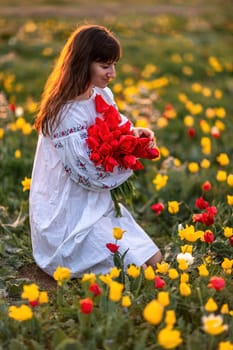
[146,250,162,267]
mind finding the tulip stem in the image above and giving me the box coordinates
[137,194,157,214]
[134,270,143,297]
[196,286,204,313]
[56,285,64,307]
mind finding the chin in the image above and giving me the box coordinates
[97,81,109,88]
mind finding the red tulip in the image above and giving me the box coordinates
[154,276,166,289]
[187,127,196,138]
[29,300,39,307]
[89,283,102,296]
[202,181,212,192]
[106,243,119,253]
[211,126,220,138]
[95,94,110,113]
[229,236,233,246]
[151,203,165,216]
[8,103,16,113]
[208,276,225,291]
[195,196,209,210]
[204,230,215,243]
[80,298,94,314]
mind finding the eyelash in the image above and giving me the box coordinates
[101,63,117,69]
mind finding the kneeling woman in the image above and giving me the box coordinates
[29,24,162,277]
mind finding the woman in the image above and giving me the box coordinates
[30,24,162,277]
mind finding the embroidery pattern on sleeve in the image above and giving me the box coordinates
[53,124,85,139]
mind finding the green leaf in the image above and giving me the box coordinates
[121,248,129,260]
[113,252,122,269]
[51,328,69,349]
[9,339,27,350]
[55,338,83,350]
[28,340,45,350]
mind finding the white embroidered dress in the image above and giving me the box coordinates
[29,87,159,277]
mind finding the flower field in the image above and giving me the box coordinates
[0,1,233,349]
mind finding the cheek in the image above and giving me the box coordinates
[94,69,104,82]
[96,67,104,76]
[91,67,99,77]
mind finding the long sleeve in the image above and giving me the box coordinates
[52,125,133,192]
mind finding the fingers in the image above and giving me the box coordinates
[132,128,140,138]
[149,140,157,148]
[133,127,155,140]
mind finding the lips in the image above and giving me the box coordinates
[103,79,110,84]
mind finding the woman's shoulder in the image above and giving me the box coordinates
[59,97,94,122]
[53,87,115,135]
[52,102,89,137]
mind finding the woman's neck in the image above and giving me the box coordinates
[74,87,94,101]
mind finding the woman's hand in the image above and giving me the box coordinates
[133,127,156,148]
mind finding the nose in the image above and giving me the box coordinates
[107,65,116,79]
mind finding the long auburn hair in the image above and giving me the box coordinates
[35,24,121,136]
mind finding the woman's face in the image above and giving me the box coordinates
[90,62,117,88]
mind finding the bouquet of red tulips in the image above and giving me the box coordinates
[86,94,160,173]
[86,94,160,216]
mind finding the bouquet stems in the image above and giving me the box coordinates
[111,177,136,217]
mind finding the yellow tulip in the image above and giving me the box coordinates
[112,227,125,240]
[216,170,227,182]
[165,310,176,328]
[144,265,155,280]
[0,128,4,139]
[198,264,209,277]
[180,273,189,283]
[223,227,233,238]
[156,262,169,274]
[227,174,233,187]
[121,295,131,308]
[220,304,229,315]
[227,195,233,205]
[205,298,218,312]
[8,304,33,321]
[21,283,39,302]
[53,266,71,286]
[127,265,141,278]
[168,268,179,280]
[179,282,191,296]
[200,158,211,169]
[157,291,170,307]
[99,274,112,285]
[14,149,22,159]
[216,153,230,166]
[188,162,199,173]
[168,201,179,214]
[109,281,124,302]
[81,273,96,284]
[109,267,121,279]
[202,314,228,335]
[218,341,233,350]
[21,177,31,192]
[38,291,49,304]
[153,174,168,191]
[143,299,164,325]
[177,259,188,271]
[157,327,183,349]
